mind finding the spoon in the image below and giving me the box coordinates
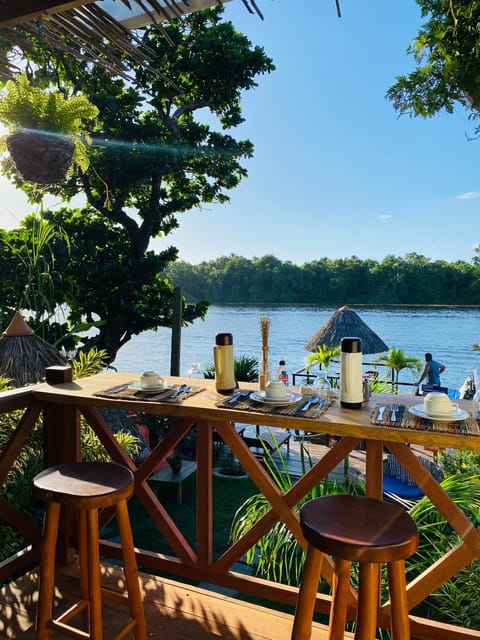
[171,384,190,399]
[295,396,319,414]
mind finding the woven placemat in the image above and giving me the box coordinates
[94,383,204,403]
[370,403,480,435]
[216,392,334,418]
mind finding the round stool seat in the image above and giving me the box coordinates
[300,495,418,563]
[33,462,134,509]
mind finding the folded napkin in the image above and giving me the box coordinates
[371,403,480,435]
[94,383,204,403]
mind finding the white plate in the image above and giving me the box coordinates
[129,382,171,393]
[250,390,303,405]
[408,404,469,421]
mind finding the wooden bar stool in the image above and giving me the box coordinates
[33,462,147,640]
[291,495,419,640]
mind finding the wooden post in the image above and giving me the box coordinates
[42,366,80,564]
[170,286,182,376]
[43,366,80,466]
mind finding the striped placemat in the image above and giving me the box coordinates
[370,403,480,435]
[216,393,334,418]
[94,383,204,403]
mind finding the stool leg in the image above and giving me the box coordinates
[116,499,148,640]
[86,508,103,640]
[78,509,90,631]
[291,544,324,640]
[328,557,351,640]
[354,562,379,640]
[36,502,61,640]
[387,560,411,640]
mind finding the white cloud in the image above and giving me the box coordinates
[378,213,392,221]
[457,191,480,200]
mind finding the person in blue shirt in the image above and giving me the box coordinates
[417,353,445,387]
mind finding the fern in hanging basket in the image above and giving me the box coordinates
[0,73,98,185]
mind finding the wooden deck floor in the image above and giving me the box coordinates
[1,564,354,640]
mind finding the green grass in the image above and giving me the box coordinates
[127,474,257,559]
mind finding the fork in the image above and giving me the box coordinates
[226,390,251,405]
[390,403,399,423]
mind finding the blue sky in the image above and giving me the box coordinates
[1,0,480,266]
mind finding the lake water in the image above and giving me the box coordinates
[113,305,480,393]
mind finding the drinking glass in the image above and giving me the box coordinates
[187,362,204,379]
[313,374,331,399]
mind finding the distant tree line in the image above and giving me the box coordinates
[163,252,480,305]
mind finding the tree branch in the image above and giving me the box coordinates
[173,100,211,123]
[81,171,141,238]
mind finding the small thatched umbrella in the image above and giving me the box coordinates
[0,311,66,387]
[305,305,388,355]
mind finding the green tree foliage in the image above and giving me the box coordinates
[0,8,274,362]
[162,252,480,304]
[386,0,480,127]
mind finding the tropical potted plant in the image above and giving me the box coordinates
[203,354,259,382]
[0,73,98,185]
[304,343,340,373]
[214,451,246,479]
[373,347,422,392]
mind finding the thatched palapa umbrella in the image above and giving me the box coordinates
[305,305,388,355]
[0,311,66,387]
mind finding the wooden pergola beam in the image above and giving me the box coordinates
[0,0,341,82]
[0,1,96,29]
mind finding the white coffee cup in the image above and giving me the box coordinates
[424,392,458,416]
[265,380,289,400]
[140,371,163,389]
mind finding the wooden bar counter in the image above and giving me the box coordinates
[12,371,480,639]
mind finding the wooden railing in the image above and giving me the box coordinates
[0,387,44,583]
[1,367,480,639]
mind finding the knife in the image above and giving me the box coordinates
[105,381,132,394]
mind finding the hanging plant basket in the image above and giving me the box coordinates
[6,131,75,185]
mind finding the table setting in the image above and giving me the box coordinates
[370,391,480,435]
[216,380,334,418]
[94,371,204,403]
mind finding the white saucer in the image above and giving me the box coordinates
[129,382,171,393]
[250,390,302,405]
[409,404,469,421]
